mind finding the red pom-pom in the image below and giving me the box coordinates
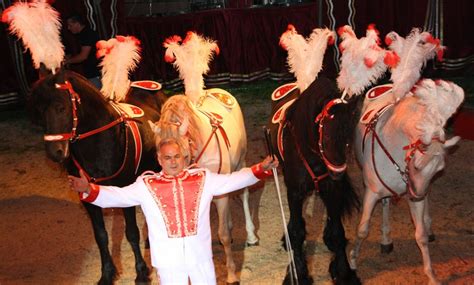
[384,51,400,68]
[436,48,444,62]
[1,7,13,23]
[96,40,107,50]
[214,45,220,56]
[116,35,126,42]
[164,53,175,63]
[327,35,335,46]
[287,24,296,32]
[364,57,375,68]
[385,35,393,46]
[163,35,182,47]
[337,26,346,36]
[367,23,379,35]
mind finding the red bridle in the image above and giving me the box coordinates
[314,98,348,173]
[44,81,126,143]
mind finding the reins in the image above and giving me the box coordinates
[45,80,135,183]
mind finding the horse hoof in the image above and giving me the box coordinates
[246,241,259,247]
[428,234,436,242]
[381,243,394,254]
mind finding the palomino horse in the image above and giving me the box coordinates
[268,77,361,284]
[350,80,463,285]
[29,68,167,284]
[152,91,252,284]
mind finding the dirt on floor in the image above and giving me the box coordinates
[0,95,473,285]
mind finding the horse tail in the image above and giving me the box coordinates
[321,173,361,219]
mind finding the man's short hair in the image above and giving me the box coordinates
[156,137,191,165]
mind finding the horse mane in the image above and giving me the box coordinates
[391,79,464,144]
[155,95,203,156]
[286,76,358,148]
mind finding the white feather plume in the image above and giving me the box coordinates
[2,0,64,72]
[413,79,464,143]
[279,25,335,93]
[97,36,141,102]
[387,28,445,101]
[337,25,394,98]
[163,32,219,104]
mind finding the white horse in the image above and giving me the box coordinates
[153,32,259,284]
[350,79,464,285]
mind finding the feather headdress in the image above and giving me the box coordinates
[163,32,219,104]
[386,28,445,101]
[412,79,464,143]
[336,24,399,99]
[1,0,64,72]
[96,36,141,102]
[279,24,335,93]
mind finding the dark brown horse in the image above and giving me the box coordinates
[268,76,361,284]
[29,69,167,284]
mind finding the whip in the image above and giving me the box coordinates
[263,126,298,284]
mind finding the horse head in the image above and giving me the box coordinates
[30,68,102,163]
[150,95,201,165]
[406,136,460,198]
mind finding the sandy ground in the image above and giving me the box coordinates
[0,95,473,285]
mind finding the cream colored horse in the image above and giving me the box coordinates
[151,91,256,284]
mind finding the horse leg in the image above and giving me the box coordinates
[424,196,435,242]
[408,199,440,285]
[321,193,360,284]
[282,185,311,285]
[240,188,259,246]
[82,202,117,285]
[122,207,150,283]
[214,196,239,284]
[380,197,394,253]
[350,190,378,270]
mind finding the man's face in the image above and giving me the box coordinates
[66,19,82,34]
[157,143,186,176]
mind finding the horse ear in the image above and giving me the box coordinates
[38,63,51,79]
[444,136,461,149]
[148,120,161,135]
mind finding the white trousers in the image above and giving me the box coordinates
[157,259,216,285]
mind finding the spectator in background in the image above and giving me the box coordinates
[65,14,102,89]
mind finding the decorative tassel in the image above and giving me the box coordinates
[97,35,141,102]
[2,0,64,72]
[163,32,219,104]
[279,24,335,93]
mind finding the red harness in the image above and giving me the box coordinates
[45,81,142,183]
[285,98,347,192]
[363,105,442,201]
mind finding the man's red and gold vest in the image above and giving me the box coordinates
[143,169,206,238]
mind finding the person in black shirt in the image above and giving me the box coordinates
[65,14,102,89]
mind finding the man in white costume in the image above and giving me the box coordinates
[69,137,278,284]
